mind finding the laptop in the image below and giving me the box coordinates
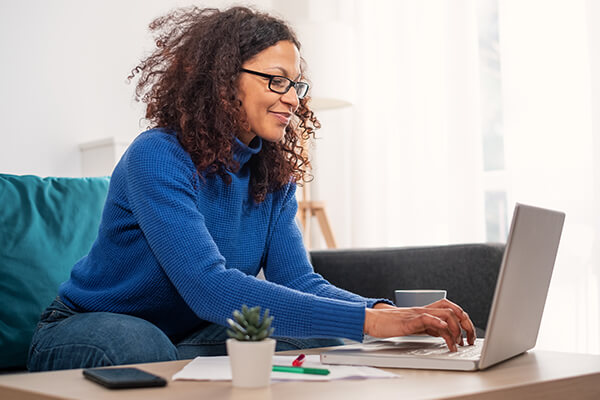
[321,203,565,371]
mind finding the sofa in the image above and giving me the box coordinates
[0,173,504,371]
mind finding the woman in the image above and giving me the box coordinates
[28,6,475,372]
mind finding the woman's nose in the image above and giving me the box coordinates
[281,87,299,110]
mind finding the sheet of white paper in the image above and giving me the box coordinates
[172,354,398,382]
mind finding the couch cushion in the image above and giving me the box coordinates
[0,174,109,369]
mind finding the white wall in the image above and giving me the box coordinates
[0,0,271,177]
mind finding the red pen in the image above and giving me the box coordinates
[292,354,305,367]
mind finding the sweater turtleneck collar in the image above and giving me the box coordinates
[233,136,262,166]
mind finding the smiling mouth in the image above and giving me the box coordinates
[270,111,292,125]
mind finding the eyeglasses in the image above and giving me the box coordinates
[240,68,309,99]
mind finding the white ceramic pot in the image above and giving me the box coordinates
[226,338,276,388]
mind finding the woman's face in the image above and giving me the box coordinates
[237,40,301,145]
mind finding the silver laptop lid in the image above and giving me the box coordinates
[479,203,565,369]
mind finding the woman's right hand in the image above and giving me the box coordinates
[364,299,476,352]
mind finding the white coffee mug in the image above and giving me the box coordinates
[394,289,447,307]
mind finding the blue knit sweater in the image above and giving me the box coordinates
[60,128,385,342]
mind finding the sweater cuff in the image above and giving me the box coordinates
[310,298,366,342]
[366,298,395,308]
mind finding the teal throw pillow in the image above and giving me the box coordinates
[0,174,109,369]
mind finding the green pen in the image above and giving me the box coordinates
[272,365,330,375]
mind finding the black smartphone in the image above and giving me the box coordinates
[82,367,167,389]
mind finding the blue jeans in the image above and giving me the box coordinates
[27,298,345,371]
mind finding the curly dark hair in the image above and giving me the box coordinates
[129,6,320,203]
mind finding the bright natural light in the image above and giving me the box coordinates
[1,0,598,357]
[305,0,600,354]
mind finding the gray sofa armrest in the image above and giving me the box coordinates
[309,243,505,335]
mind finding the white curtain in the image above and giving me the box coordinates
[498,0,599,354]
[304,0,599,354]
[311,0,486,249]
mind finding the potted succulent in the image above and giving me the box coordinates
[226,305,275,388]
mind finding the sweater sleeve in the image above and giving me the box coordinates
[125,134,367,341]
[263,183,394,308]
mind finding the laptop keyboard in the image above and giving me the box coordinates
[399,339,483,360]
[366,337,485,360]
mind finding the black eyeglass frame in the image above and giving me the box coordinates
[240,68,309,99]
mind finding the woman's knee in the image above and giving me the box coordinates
[28,312,177,371]
[175,322,230,358]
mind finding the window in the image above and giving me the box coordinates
[478,0,508,242]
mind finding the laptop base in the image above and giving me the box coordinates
[322,337,484,371]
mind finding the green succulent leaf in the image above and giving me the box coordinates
[227,318,247,334]
[258,314,273,331]
[233,310,249,328]
[248,307,260,327]
[227,329,247,341]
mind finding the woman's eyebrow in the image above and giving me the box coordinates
[267,66,302,80]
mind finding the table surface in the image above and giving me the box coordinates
[2,349,600,400]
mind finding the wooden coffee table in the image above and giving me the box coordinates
[1,349,600,399]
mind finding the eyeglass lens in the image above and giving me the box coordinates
[269,77,308,99]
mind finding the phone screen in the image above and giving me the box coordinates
[83,367,167,389]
